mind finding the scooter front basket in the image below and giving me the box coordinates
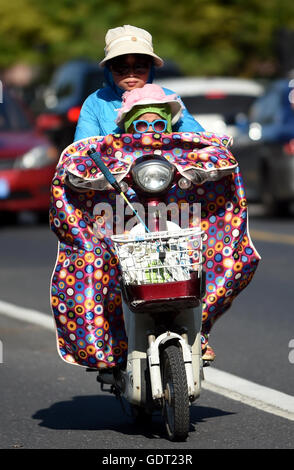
[111,228,203,313]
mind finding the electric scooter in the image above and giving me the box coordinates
[50,131,259,442]
[88,148,205,441]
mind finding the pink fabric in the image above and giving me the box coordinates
[116,84,179,123]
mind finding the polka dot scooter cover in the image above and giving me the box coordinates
[50,132,260,369]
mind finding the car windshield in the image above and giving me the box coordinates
[0,92,31,131]
[55,82,75,101]
[182,94,258,118]
[46,62,105,112]
[54,72,105,102]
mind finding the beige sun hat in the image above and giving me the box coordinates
[99,25,164,67]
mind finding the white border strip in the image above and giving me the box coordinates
[0,298,293,421]
[203,367,294,421]
[0,299,54,330]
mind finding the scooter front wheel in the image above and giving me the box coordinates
[161,344,190,441]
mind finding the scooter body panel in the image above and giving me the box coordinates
[121,297,202,406]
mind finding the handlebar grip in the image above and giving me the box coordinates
[87,148,122,193]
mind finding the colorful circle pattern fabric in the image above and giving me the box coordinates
[50,132,260,369]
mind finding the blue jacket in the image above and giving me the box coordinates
[74,68,204,141]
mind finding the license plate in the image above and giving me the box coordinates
[0,178,10,199]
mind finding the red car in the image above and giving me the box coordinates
[0,89,58,219]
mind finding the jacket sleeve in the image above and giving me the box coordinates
[74,94,103,142]
[175,105,205,132]
[163,87,205,132]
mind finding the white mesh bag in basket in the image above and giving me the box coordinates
[112,228,202,285]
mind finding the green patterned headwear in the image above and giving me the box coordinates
[124,104,172,133]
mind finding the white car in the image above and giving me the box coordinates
[155,76,264,137]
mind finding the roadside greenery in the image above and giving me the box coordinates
[1,0,294,76]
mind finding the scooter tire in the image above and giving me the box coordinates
[161,343,190,441]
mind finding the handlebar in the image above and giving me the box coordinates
[87,146,122,194]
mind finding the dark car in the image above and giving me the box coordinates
[0,88,58,221]
[38,59,183,150]
[232,78,294,216]
[37,60,105,150]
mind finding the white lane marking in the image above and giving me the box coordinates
[0,299,293,421]
[250,229,294,246]
[0,299,54,330]
[203,367,294,421]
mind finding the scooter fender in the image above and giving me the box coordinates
[147,332,196,401]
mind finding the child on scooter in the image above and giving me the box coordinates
[116,83,216,361]
[116,83,184,133]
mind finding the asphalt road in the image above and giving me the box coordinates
[0,207,293,451]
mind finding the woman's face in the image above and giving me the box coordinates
[110,54,151,91]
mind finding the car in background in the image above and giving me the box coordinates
[155,76,264,138]
[38,59,183,150]
[0,88,58,222]
[232,78,294,216]
[37,60,105,150]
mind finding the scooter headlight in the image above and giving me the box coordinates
[132,159,174,193]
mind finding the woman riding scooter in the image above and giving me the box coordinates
[50,83,260,372]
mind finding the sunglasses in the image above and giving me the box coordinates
[110,62,151,76]
[132,119,168,133]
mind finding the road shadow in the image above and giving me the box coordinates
[32,394,235,439]
[0,210,49,229]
